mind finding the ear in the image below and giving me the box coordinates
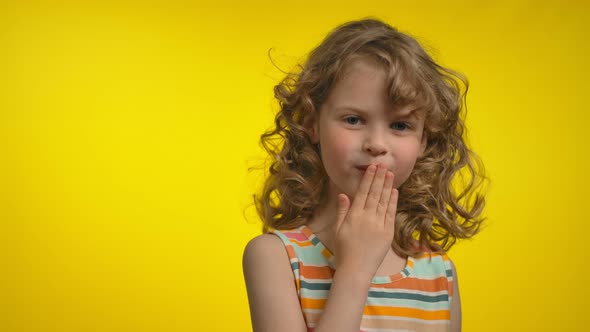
[304,112,320,144]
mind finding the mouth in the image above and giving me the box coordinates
[355,165,378,173]
[355,164,389,172]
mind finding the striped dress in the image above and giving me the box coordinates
[271,225,454,332]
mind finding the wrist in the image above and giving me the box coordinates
[334,265,374,284]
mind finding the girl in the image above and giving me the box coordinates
[243,18,485,332]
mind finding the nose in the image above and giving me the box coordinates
[362,128,388,156]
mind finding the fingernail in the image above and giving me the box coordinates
[368,164,377,172]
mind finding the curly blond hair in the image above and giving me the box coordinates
[254,18,487,257]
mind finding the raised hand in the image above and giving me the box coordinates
[332,164,399,279]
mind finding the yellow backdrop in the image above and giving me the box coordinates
[2,1,588,331]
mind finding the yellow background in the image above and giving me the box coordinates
[1,1,588,331]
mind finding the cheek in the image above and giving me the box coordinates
[322,130,353,161]
[394,140,422,181]
[400,141,421,161]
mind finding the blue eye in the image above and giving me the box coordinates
[345,116,361,125]
[391,122,409,131]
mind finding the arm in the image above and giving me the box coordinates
[243,234,307,332]
[243,234,374,332]
[449,259,462,332]
[243,234,371,332]
[243,165,397,332]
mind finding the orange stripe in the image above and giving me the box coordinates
[301,297,327,310]
[415,252,434,259]
[300,264,334,279]
[285,245,297,260]
[364,305,450,320]
[301,227,315,239]
[375,276,449,292]
[413,252,448,260]
[289,239,313,247]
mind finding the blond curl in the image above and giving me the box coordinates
[254,18,487,257]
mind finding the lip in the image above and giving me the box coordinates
[355,164,389,172]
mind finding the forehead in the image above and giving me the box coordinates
[339,57,386,84]
[327,59,388,104]
[325,59,412,112]
[324,56,426,117]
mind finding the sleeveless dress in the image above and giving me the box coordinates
[271,225,454,332]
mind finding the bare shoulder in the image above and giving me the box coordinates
[243,234,291,276]
[242,234,307,332]
[243,233,285,260]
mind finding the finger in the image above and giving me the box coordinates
[364,165,387,211]
[385,188,399,233]
[376,171,394,217]
[351,164,377,210]
[335,193,350,232]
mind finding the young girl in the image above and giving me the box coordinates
[243,18,485,332]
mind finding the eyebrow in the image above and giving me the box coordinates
[334,105,422,119]
[334,106,369,115]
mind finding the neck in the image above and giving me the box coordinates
[306,181,341,245]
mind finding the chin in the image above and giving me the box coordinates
[327,180,353,199]
[340,183,362,200]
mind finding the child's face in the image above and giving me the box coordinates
[310,58,427,199]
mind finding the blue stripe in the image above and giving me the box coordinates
[301,280,332,291]
[368,291,449,303]
[310,236,321,246]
